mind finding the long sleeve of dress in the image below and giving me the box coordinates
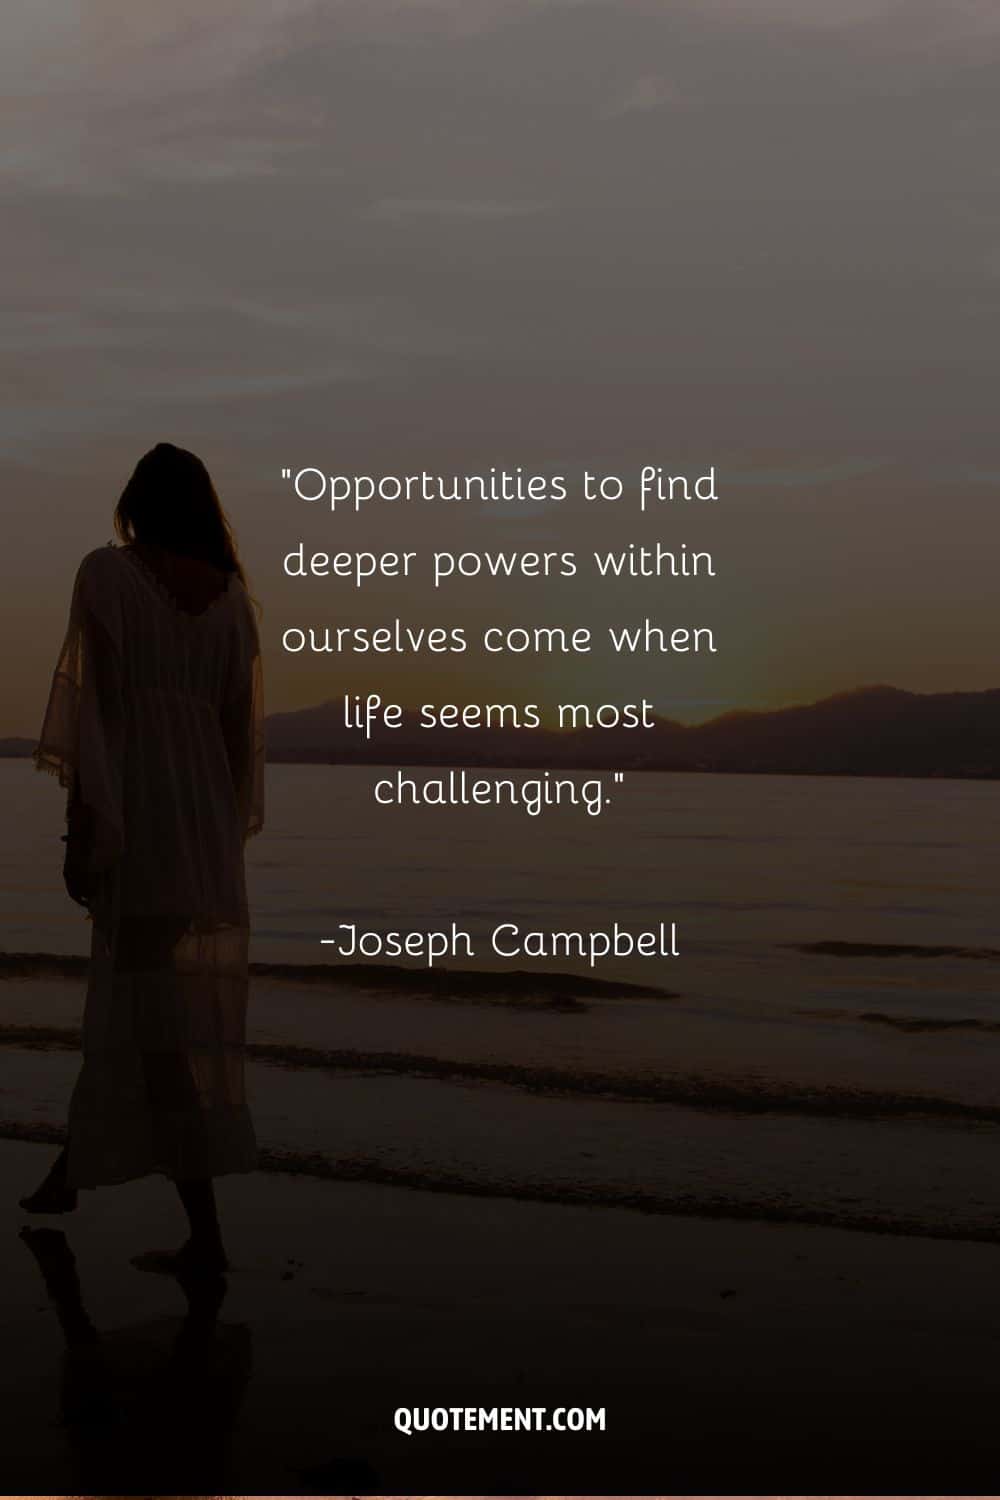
[220,586,265,841]
[35,548,125,874]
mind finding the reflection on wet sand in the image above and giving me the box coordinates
[20,1226,251,1495]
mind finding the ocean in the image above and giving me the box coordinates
[3,760,999,1239]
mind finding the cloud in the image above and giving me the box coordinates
[604,75,679,117]
[370,196,550,222]
[6,0,1000,725]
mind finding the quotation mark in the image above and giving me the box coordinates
[281,467,291,480]
[613,772,624,783]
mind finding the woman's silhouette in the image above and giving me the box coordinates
[22,443,265,1274]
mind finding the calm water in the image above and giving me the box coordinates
[5,759,999,1012]
[4,761,1000,1235]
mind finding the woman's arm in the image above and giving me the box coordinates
[36,549,126,899]
[63,780,96,907]
[220,591,265,840]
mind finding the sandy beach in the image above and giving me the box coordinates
[7,1132,1000,1494]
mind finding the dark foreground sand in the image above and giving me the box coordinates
[6,1137,1000,1494]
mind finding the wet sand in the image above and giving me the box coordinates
[7,1136,1000,1494]
[5,972,1000,1245]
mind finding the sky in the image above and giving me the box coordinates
[3,0,1000,731]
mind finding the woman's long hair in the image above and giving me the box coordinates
[115,443,248,587]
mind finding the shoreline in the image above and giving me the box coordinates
[4,953,1000,1248]
[7,1017,1000,1123]
[6,1113,1000,1248]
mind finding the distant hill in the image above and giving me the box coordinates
[0,737,35,759]
[266,686,1000,779]
[6,689,998,778]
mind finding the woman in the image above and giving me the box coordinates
[23,443,264,1275]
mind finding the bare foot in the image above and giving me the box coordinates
[19,1181,78,1214]
[20,1147,76,1215]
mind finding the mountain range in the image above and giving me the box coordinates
[264,686,1000,779]
[5,686,998,778]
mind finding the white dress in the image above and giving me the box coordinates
[35,544,265,1187]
